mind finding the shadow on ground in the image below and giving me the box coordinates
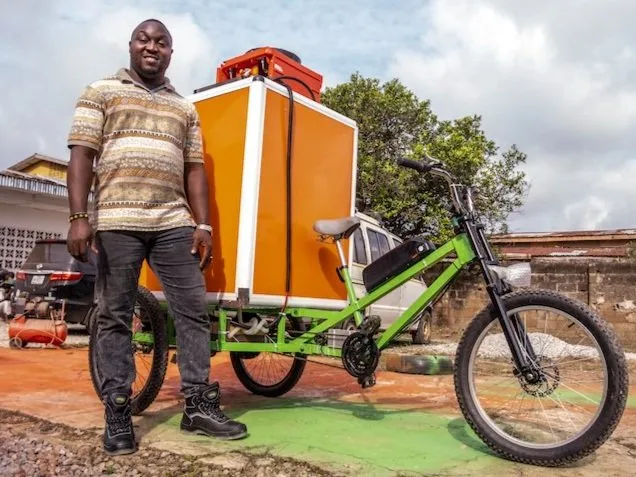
[132,389,506,477]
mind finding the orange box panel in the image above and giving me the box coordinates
[252,89,355,303]
[140,77,358,310]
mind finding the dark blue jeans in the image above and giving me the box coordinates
[93,226,210,400]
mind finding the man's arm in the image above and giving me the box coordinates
[66,146,97,261]
[183,105,212,269]
[67,145,96,215]
[66,83,104,261]
[184,162,210,225]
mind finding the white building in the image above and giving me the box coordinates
[0,154,76,271]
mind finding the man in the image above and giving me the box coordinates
[66,18,248,456]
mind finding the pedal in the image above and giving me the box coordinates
[360,315,381,336]
[358,373,376,389]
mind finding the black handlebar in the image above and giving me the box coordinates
[396,155,474,216]
[397,158,431,173]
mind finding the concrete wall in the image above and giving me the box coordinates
[423,257,636,350]
[0,204,67,234]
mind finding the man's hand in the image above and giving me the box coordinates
[191,228,212,270]
[67,219,96,262]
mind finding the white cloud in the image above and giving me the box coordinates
[564,197,610,231]
[0,1,215,167]
[3,0,636,233]
[388,0,636,232]
[0,0,419,170]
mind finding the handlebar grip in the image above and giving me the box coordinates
[397,158,431,173]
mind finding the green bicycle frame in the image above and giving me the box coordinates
[156,232,474,358]
[134,232,476,357]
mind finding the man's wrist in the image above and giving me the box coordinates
[69,212,89,223]
[196,223,212,233]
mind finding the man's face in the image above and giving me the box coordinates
[129,21,172,79]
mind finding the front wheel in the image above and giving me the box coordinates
[454,289,628,466]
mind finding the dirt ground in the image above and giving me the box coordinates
[1,325,635,476]
[2,404,636,477]
[0,409,338,477]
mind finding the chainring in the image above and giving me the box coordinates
[341,331,380,378]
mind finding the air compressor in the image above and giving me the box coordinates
[8,298,68,348]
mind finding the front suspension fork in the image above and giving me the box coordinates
[490,290,539,375]
[464,218,540,375]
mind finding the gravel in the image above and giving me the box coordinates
[395,332,636,361]
[0,409,338,477]
[0,320,89,349]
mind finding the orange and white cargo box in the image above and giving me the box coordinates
[139,76,358,310]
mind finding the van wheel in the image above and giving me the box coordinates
[412,309,432,345]
[341,318,358,331]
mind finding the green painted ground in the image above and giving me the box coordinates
[143,399,508,476]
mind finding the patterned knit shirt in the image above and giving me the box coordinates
[67,68,204,232]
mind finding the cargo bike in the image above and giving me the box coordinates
[89,155,628,467]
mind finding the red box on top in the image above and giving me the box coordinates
[216,47,324,102]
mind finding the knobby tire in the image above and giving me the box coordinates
[454,289,628,466]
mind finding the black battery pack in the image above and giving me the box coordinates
[362,237,436,292]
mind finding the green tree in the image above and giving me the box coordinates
[321,73,529,243]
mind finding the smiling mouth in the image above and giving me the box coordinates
[143,56,159,62]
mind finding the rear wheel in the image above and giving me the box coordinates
[454,289,628,466]
[230,317,307,397]
[88,285,169,415]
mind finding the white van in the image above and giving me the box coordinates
[345,211,432,344]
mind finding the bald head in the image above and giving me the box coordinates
[131,19,172,45]
[128,18,173,86]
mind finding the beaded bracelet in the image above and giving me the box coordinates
[69,212,89,223]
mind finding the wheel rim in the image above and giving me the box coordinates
[238,353,299,388]
[234,317,304,389]
[467,305,609,449]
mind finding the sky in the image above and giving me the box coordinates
[1,0,635,233]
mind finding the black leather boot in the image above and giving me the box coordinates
[180,383,248,440]
[103,393,137,455]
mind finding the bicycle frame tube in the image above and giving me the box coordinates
[209,233,476,355]
[336,240,365,327]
